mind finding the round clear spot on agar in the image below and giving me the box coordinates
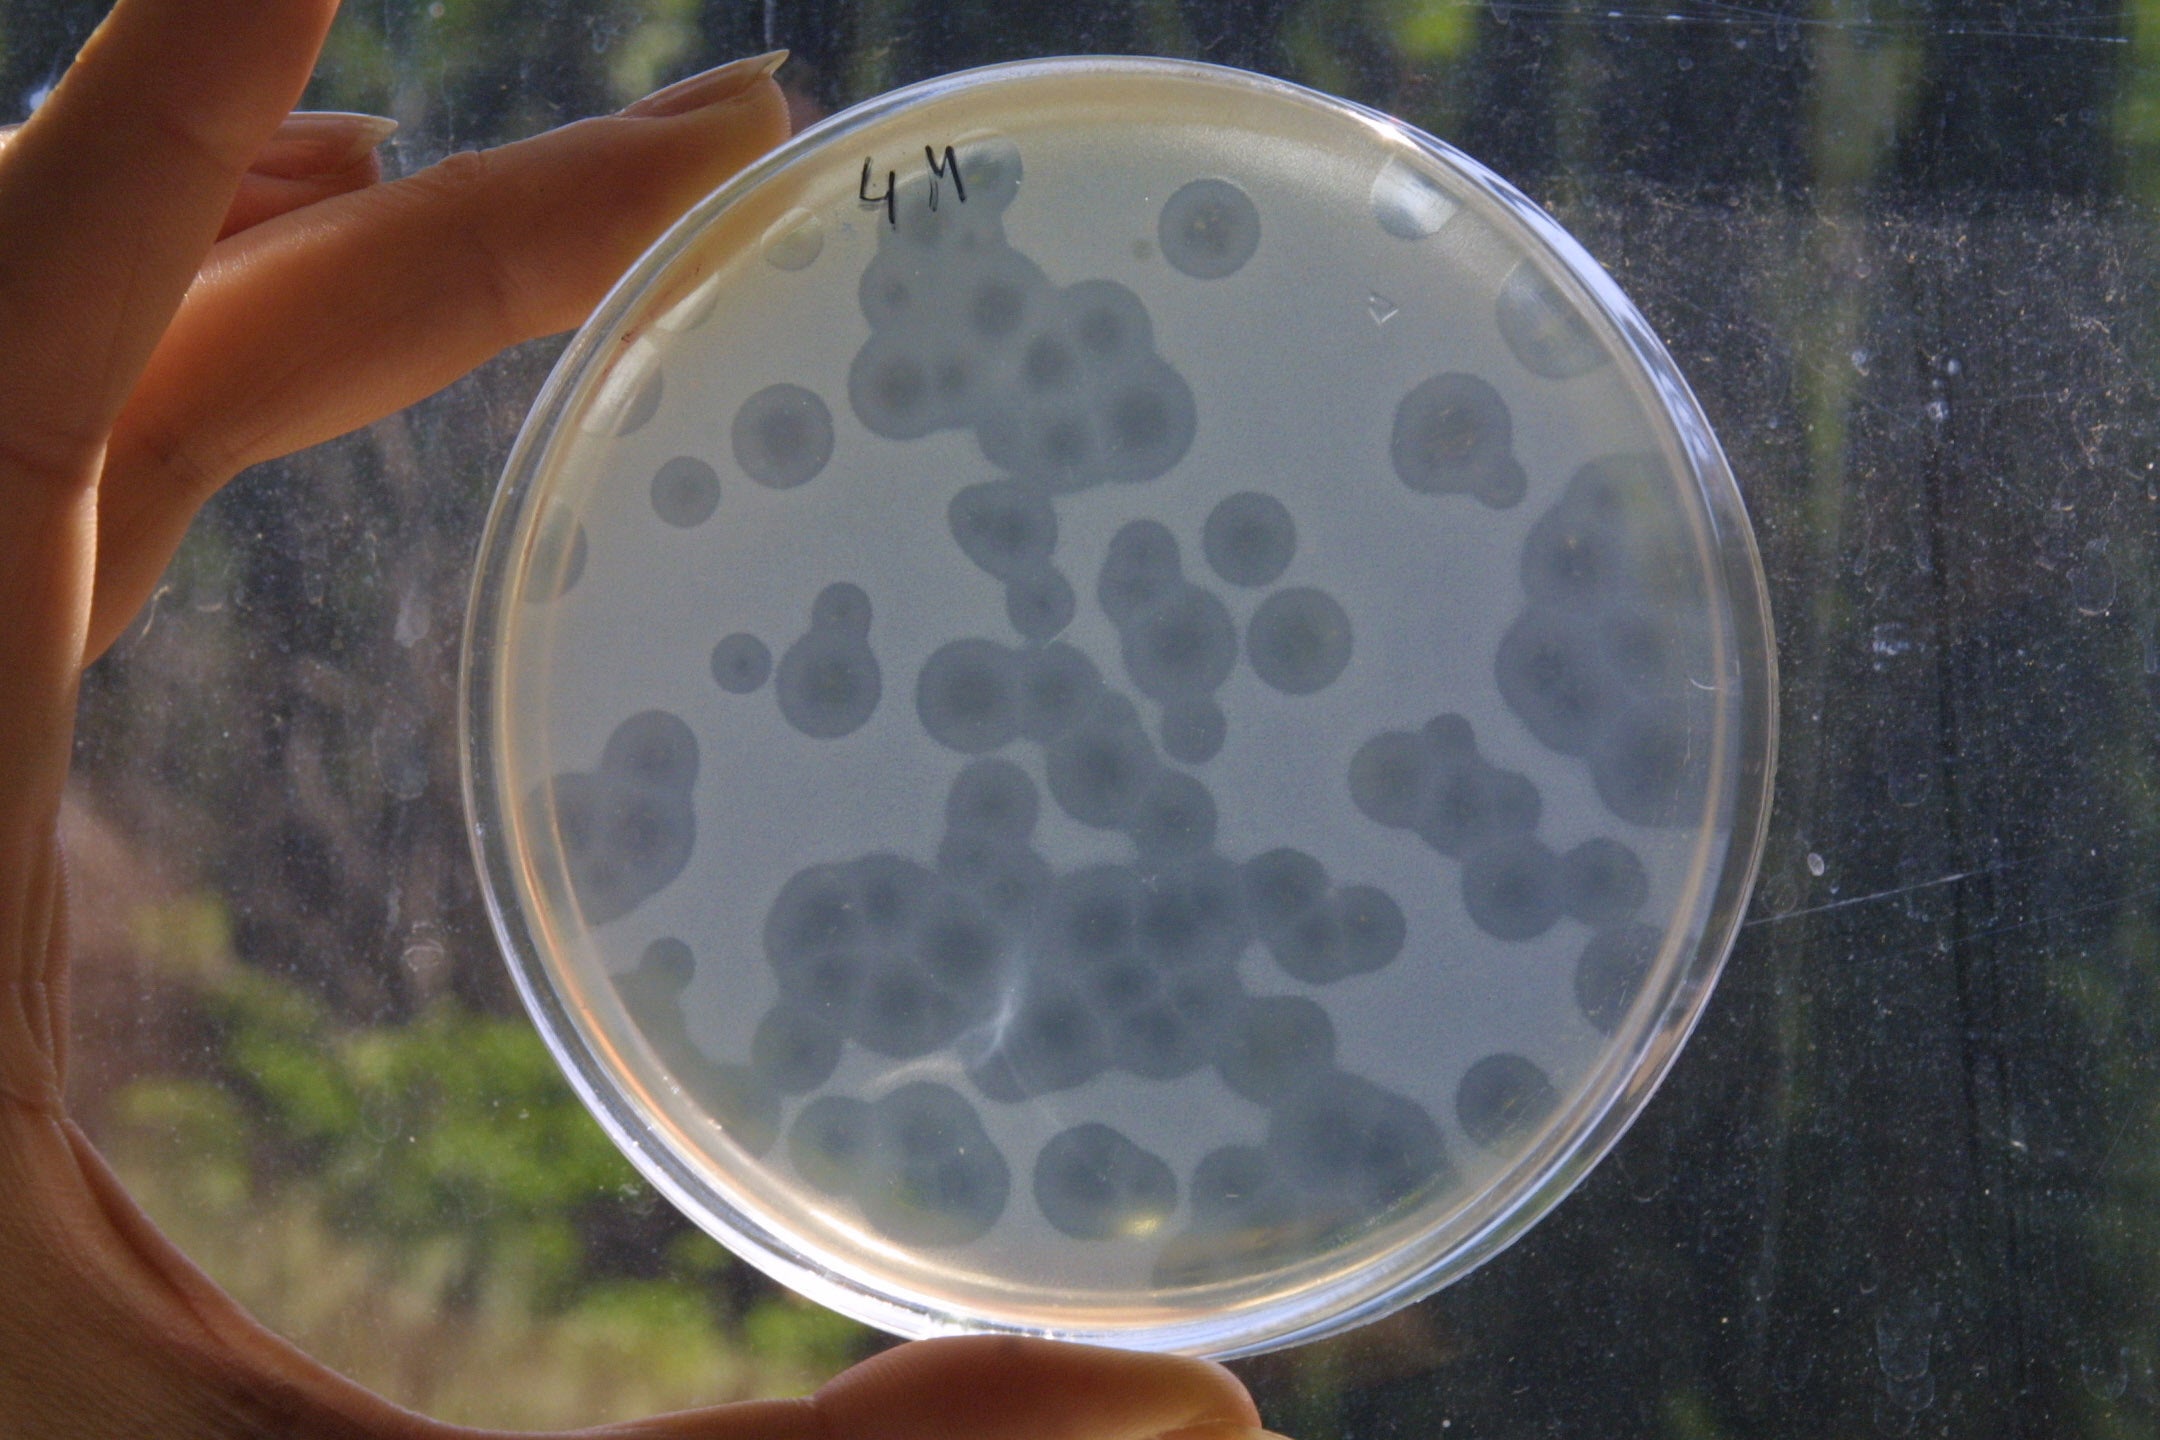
[1203,491,1297,588]
[753,1006,843,1093]
[946,757,1040,838]
[1576,923,1660,1034]
[1017,642,1104,742]
[1247,587,1353,695]
[466,56,1773,1361]
[950,479,1057,579]
[1158,177,1261,279]
[1392,372,1527,508]
[1159,699,1227,765]
[1004,563,1077,641]
[1558,837,1648,925]
[811,581,874,637]
[917,639,1024,754]
[733,383,836,488]
[1218,996,1335,1103]
[711,633,772,694]
[1035,1124,1179,1240]
[545,712,699,927]
[776,595,881,739]
[651,456,721,528]
[1456,1053,1560,1150]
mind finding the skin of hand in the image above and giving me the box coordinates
[0,3,1282,1438]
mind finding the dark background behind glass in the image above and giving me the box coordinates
[8,0,2156,1433]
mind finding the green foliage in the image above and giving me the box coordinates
[116,1079,253,1215]
[206,963,635,1299]
[305,0,713,137]
[1662,1387,1732,1440]
[743,1293,873,1377]
[112,929,865,1385]
[1371,0,1474,61]
[2124,0,2160,208]
[605,0,703,103]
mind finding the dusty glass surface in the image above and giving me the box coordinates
[26,0,2160,1432]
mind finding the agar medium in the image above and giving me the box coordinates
[461,57,1775,1357]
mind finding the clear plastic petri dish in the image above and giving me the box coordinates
[461,56,1776,1358]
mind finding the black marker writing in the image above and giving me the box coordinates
[859,145,968,226]
[924,144,966,211]
[859,158,896,227]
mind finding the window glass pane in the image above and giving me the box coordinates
[18,0,2158,1433]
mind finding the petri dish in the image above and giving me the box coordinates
[461,56,1776,1357]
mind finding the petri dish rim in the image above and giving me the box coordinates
[460,54,1778,1358]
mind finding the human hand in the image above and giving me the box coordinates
[0,3,1279,1437]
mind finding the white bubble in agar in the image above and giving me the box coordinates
[763,207,827,271]
[1370,157,1457,240]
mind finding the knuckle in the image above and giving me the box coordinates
[404,146,542,342]
[0,419,102,493]
[120,421,226,503]
[412,143,494,199]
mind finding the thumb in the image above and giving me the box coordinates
[581,1337,1275,1440]
[808,1336,1272,1440]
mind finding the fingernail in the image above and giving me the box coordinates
[621,49,788,119]
[255,111,399,178]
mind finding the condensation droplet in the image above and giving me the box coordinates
[372,720,430,802]
[402,936,447,983]
[2069,542,2116,616]
[2081,1345,2131,1401]
[1617,1136,1670,1202]
[1759,868,1800,917]
[1887,1371,1935,1412]
[1874,1295,1937,1383]
[1924,399,1949,423]
[1806,852,1825,878]
[393,591,431,648]
[1369,158,1458,239]
[1870,1397,1918,1436]
[1885,748,1929,807]
[763,208,826,271]
[1870,622,1914,658]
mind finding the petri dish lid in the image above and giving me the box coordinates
[461,56,1776,1358]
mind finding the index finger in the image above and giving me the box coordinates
[0,0,338,1106]
[0,0,339,481]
